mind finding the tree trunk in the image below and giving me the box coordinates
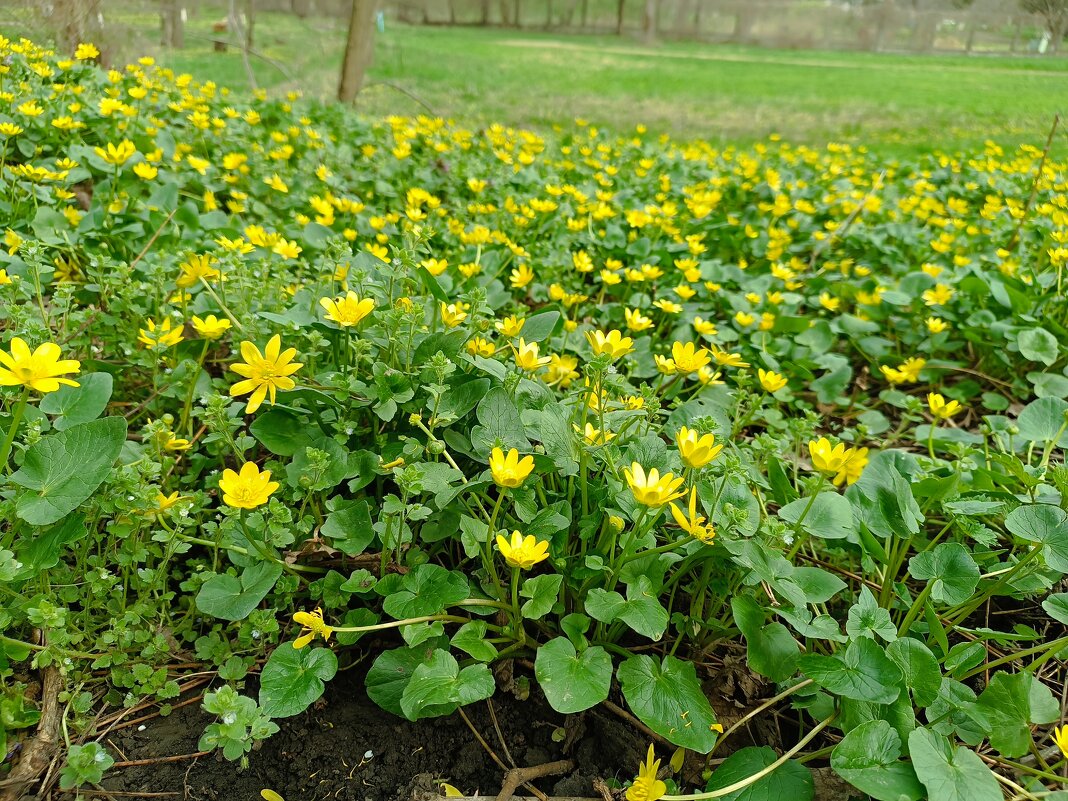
[47,0,105,57]
[546,0,553,28]
[641,0,655,41]
[616,0,625,35]
[480,0,490,24]
[244,0,255,49]
[161,0,185,47]
[338,0,376,102]
[580,0,588,28]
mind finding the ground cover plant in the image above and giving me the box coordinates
[1,31,1068,801]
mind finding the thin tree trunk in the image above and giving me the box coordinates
[161,0,184,47]
[641,0,655,41]
[580,0,588,28]
[616,0,625,35]
[338,0,376,102]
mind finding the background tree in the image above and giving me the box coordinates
[1021,0,1068,51]
[338,0,377,101]
[161,0,185,48]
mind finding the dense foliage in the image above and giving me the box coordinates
[2,34,1068,800]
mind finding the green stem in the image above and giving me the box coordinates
[897,582,933,635]
[0,390,29,472]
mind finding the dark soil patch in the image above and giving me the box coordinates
[99,665,643,800]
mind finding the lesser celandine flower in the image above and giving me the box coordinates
[586,329,633,360]
[626,745,667,801]
[138,318,184,350]
[489,447,534,488]
[926,317,949,333]
[293,607,334,649]
[0,338,80,393]
[671,341,710,374]
[94,140,136,167]
[466,337,495,357]
[625,462,686,507]
[191,314,231,339]
[676,427,722,469]
[229,334,303,414]
[440,302,468,327]
[758,369,788,393]
[176,254,220,288]
[218,461,278,509]
[670,488,715,544]
[495,315,525,337]
[808,437,868,487]
[625,308,653,332]
[320,291,374,327]
[512,338,551,372]
[496,530,550,569]
[927,392,962,420]
[1053,725,1068,759]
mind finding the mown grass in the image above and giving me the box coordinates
[30,5,1068,155]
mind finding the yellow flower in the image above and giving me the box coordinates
[320,291,375,327]
[165,435,191,451]
[74,42,100,60]
[818,292,840,311]
[0,270,11,285]
[543,354,579,388]
[420,257,448,276]
[293,607,334,649]
[928,393,962,420]
[154,491,187,515]
[264,174,289,193]
[1053,725,1068,760]
[133,162,158,180]
[218,461,279,509]
[440,302,469,328]
[0,338,80,393]
[625,462,686,507]
[272,238,302,260]
[489,446,534,488]
[94,140,136,167]
[625,308,653,332]
[512,338,551,372]
[229,335,303,414]
[808,438,868,487]
[676,426,722,469]
[880,357,925,385]
[17,100,44,117]
[671,341,710,375]
[176,254,220,288]
[669,488,715,545]
[138,318,184,350]
[926,317,949,334]
[758,369,787,393]
[4,229,23,255]
[693,316,717,336]
[0,123,24,137]
[191,314,232,340]
[466,337,496,357]
[496,530,550,570]
[495,315,525,338]
[576,422,614,445]
[586,329,633,360]
[626,745,667,801]
[510,264,534,288]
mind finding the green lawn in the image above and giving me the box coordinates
[26,6,1068,155]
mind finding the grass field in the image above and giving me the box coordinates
[22,6,1068,154]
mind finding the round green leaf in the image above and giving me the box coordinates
[39,372,113,430]
[259,643,338,718]
[1018,327,1059,366]
[534,637,612,714]
[705,746,812,801]
[907,729,1000,801]
[831,720,923,801]
[907,542,979,605]
[618,654,719,753]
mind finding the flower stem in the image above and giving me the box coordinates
[0,389,29,472]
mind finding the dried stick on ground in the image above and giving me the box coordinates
[495,759,575,801]
[0,666,63,801]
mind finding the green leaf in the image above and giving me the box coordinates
[778,492,855,540]
[907,729,1001,801]
[886,638,941,708]
[705,746,813,801]
[618,654,719,753]
[585,576,668,640]
[259,643,337,718]
[520,310,561,342]
[249,409,310,456]
[520,574,563,619]
[1018,328,1059,366]
[470,387,531,453]
[846,586,897,642]
[799,638,902,704]
[1042,592,1068,625]
[451,621,498,661]
[381,564,469,619]
[17,512,86,574]
[195,562,283,621]
[846,452,922,542]
[732,595,801,682]
[1005,504,1068,573]
[1016,397,1068,445]
[908,543,980,605]
[534,638,612,714]
[972,672,1060,757]
[321,499,374,556]
[10,417,127,525]
[365,642,445,716]
[831,720,924,801]
[38,373,112,430]
[399,650,494,720]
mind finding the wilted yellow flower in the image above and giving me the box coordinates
[496,530,550,569]
[0,338,80,393]
[293,607,333,649]
[218,461,279,509]
[626,745,667,801]
[625,462,686,507]
[320,291,375,327]
[229,335,303,414]
[138,318,184,350]
[489,447,534,488]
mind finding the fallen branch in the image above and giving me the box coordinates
[0,666,63,801]
[496,759,575,801]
